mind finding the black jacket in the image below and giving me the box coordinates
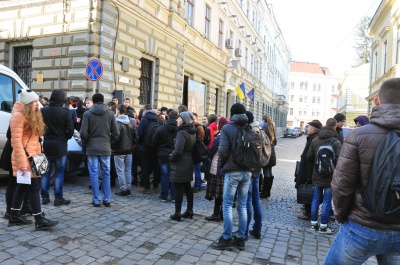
[112,115,138,154]
[41,89,74,157]
[336,127,344,144]
[296,132,318,188]
[170,123,196,182]
[218,114,249,173]
[153,119,178,158]
[0,126,12,171]
[137,110,158,152]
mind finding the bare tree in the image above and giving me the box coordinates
[353,15,372,67]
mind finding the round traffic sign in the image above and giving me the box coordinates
[86,59,103,82]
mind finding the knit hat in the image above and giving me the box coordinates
[92,93,104,104]
[18,89,39,105]
[218,117,230,130]
[160,107,168,113]
[180,111,194,124]
[307,119,322,130]
[230,103,246,116]
[333,113,346,122]
[245,111,254,124]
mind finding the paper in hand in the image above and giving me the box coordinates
[17,170,31,184]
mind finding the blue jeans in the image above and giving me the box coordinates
[193,162,202,190]
[324,220,400,265]
[311,186,332,225]
[88,155,111,204]
[114,154,132,191]
[40,155,67,199]
[246,171,262,234]
[159,158,175,200]
[222,171,251,240]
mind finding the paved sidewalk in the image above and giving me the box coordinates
[0,137,378,264]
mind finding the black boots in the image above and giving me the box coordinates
[170,213,182,222]
[261,176,274,198]
[182,210,194,219]
[20,201,33,215]
[8,209,32,226]
[34,212,58,230]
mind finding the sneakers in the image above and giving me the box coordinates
[42,198,50,205]
[102,201,111,207]
[54,198,71,206]
[159,195,167,203]
[211,236,233,250]
[319,226,335,234]
[92,201,100,207]
[115,190,129,196]
[310,223,319,231]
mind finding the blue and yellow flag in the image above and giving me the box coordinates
[247,89,254,102]
[236,83,246,100]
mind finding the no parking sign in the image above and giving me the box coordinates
[86,59,103,82]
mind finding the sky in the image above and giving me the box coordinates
[269,0,382,78]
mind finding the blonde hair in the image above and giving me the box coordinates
[23,101,46,136]
[262,114,275,143]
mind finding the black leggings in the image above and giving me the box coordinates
[6,171,29,212]
[11,178,41,215]
[174,182,193,214]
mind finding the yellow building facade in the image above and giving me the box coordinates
[367,0,400,113]
[0,0,290,127]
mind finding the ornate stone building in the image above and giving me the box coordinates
[0,0,290,128]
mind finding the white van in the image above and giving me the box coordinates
[0,64,27,155]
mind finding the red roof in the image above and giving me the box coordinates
[290,61,331,76]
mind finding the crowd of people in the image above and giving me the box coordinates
[1,78,400,262]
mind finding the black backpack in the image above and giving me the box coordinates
[202,125,211,146]
[315,138,336,177]
[232,124,262,171]
[144,121,159,147]
[363,130,400,219]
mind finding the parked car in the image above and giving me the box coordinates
[284,128,299,138]
[294,127,304,136]
[0,64,83,182]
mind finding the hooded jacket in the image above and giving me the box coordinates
[206,121,218,149]
[10,102,42,177]
[137,109,158,152]
[354,115,369,126]
[296,131,319,188]
[306,126,341,187]
[219,114,250,173]
[332,104,400,230]
[112,114,138,154]
[41,89,74,157]
[169,123,196,182]
[80,103,119,156]
[153,119,178,158]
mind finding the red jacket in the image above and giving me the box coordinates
[207,122,218,149]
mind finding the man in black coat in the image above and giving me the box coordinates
[40,89,74,206]
[296,119,322,220]
[334,113,346,144]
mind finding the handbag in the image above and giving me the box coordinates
[24,148,49,176]
[297,180,314,204]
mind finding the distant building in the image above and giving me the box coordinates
[287,61,340,129]
[367,0,400,113]
[337,64,369,128]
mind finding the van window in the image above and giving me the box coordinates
[0,73,19,113]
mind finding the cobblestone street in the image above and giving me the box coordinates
[0,136,377,264]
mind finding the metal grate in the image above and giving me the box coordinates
[139,58,153,105]
[13,46,33,88]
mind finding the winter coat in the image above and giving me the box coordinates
[209,133,222,176]
[112,115,138,155]
[152,119,178,158]
[296,132,318,188]
[336,127,344,144]
[137,110,158,152]
[206,121,218,149]
[306,127,341,187]
[41,90,74,157]
[219,114,250,173]
[80,103,119,156]
[169,123,196,182]
[263,125,277,169]
[10,102,42,178]
[0,126,12,171]
[332,104,400,230]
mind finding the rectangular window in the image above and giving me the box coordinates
[304,96,308,103]
[312,110,315,116]
[218,19,224,48]
[383,40,387,73]
[374,52,378,81]
[251,54,254,74]
[304,110,307,116]
[245,47,248,70]
[317,97,320,104]
[299,110,303,116]
[205,5,211,39]
[312,96,316,103]
[332,85,335,93]
[313,84,316,91]
[290,95,294,102]
[300,82,303,90]
[317,84,321,91]
[290,108,293,115]
[305,82,308,90]
[291,82,294,89]
[185,0,194,26]
[299,96,303,103]
[139,58,153,105]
